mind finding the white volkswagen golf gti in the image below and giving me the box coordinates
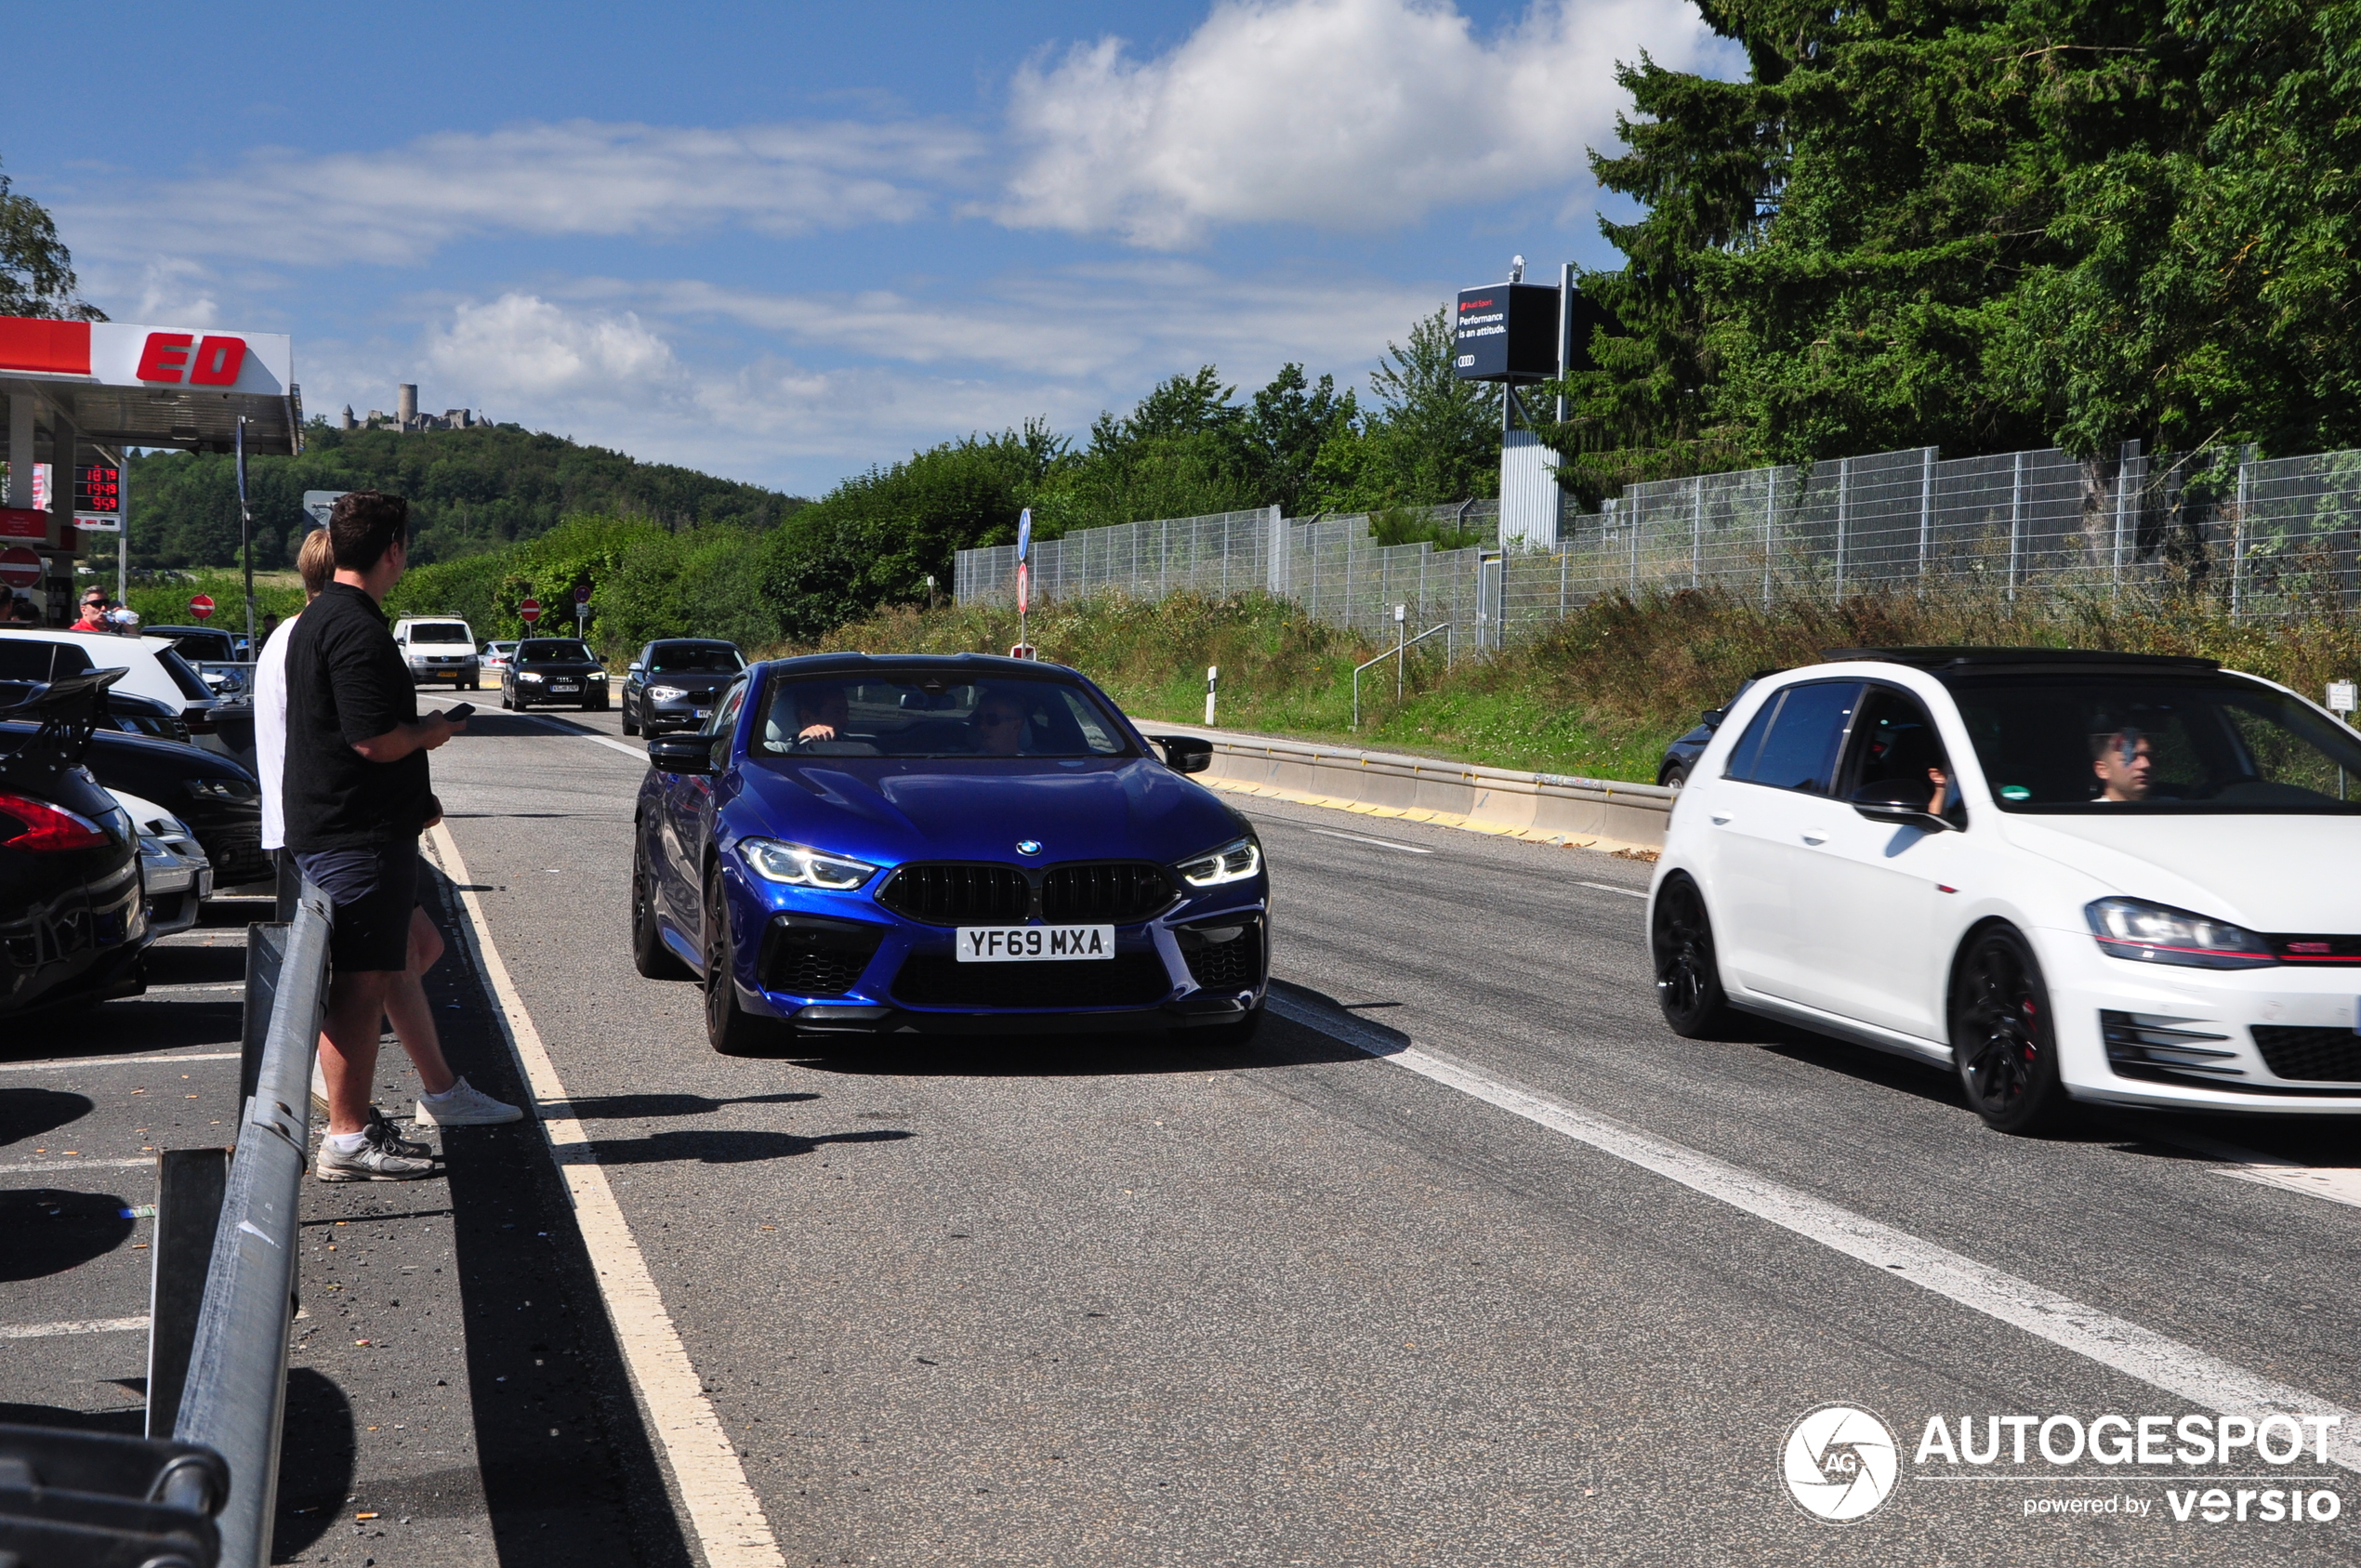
[1648,648,2361,1133]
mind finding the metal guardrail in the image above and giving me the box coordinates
[168,882,332,1566]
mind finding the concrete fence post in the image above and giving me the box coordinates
[2009,451,2025,603]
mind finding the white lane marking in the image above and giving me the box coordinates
[1266,991,2361,1474]
[428,822,785,1568]
[1304,826,1434,854]
[427,697,648,764]
[0,1316,150,1339]
[0,1157,154,1174]
[6,1051,240,1072]
[137,982,245,995]
[2128,1126,2361,1213]
[1577,881,1648,900]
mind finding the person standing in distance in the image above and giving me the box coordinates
[284,492,468,1180]
[259,526,515,1159]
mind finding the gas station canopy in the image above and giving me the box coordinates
[0,316,300,455]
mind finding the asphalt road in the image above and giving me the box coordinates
[389,696,2361,1566]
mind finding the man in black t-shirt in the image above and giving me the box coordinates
[284,491,470,1180]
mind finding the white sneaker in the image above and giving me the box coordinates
[314,1136,440,1182]
[414,1075,523,1127]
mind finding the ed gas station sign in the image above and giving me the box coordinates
[0,318,294,398]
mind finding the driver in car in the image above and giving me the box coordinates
[795,684,851,744]
[971,691,1031,757]
[2091,727,2156,802]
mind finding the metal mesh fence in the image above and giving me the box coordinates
[954,441,2361,646]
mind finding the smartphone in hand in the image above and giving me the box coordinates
[441,702,477,722]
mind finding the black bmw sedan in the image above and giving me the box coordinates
[502,638,611,711]
[621,639,745,736]
[2,672,149,1016]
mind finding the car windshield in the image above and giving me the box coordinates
[756,673,1134,758]
[650,645,742,674]
[519,641,594,664]
[409,623,470,644]
[1947,673,2361,812]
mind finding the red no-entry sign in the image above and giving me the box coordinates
[0,546,39,589]
[519,597,542,624]
[189,594,215,620]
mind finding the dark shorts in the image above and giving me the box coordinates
[294,844,424,973]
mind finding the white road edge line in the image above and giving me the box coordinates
[1304,826,1434,854]
[1577,881,1648,900]
[428,821,785,1568]
[0,1157,153,1173]
[7,1051,241,1073]
[1266,991,2361,1474]
[0,1317,150,1339]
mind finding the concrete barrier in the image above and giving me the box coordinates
[1146,723,1673,857]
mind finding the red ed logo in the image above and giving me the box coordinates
[1784,1404,1901,1522]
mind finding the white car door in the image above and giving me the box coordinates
[1700,679,1863,997]
[1783,682,1967,1041]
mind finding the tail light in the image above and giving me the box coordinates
[0,792,112,852]
[182,705,216,735]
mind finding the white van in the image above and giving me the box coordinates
[391,617,481,688]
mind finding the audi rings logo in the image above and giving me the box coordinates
[1783,1404,1901,1522]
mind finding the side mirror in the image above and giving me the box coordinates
[1852,798,1951,832]
[646,733,716,774]
[628,661,643,674]
[1145,733,1213,774]
[1701,707,1726,729]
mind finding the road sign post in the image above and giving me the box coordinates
[300,490,347,531]
[519,597,542,626]
[574,581,590,635]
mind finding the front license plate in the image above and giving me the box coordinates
[694,707,712,718]
[551,682,579,692]
[956,925,1115,962]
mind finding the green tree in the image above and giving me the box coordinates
[0,158,104,321]
[1308,306,1501,509]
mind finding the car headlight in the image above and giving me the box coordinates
[1176,835,1261,888]
[519,671,545,683]
[182,778,257,802]
[648,684,688,702]
[2087,897,2276,969]
[739,837,877,890]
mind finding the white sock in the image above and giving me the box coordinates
[421,1078,465,1102]
[325,1130,369,1153]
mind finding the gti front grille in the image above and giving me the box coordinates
[877,864,1031,926]
[758,915,888,999]
[1178,916,1263,988]
[2252,1026,2361,1082]
[2266,933,2361,967]
[1040,863,1175,924]
[890,952,1173,1009]
[205,831,270,886]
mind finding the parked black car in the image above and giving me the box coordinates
[501,638,610,711]
[0,716,265,889]
[621,639,745,736]
[1655,672,1777,790]
[1,671,149,1016]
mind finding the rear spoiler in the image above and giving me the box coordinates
[0,667,125,767]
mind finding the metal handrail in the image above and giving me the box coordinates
[1352,623,1451,730]
[167,882,332,1564]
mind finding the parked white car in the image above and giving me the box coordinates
[1648,649,2361,1131]
[0,629,218,724]
[108,788,213,937]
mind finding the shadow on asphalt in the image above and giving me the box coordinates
[790,1021,1372,1078]
[587,1126,913,1164]
[0,1401,144,1435]
[1,1087,92,1148]
[561,1090,818,1119]
[0,1188,134,1284]
[270,1368,356,1560]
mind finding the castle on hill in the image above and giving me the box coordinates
[339,383,481,433]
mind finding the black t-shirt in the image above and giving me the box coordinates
[283,583,430,851]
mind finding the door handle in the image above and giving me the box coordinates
[1801,829,1828,845]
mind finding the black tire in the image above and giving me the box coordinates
[1660,765,1689,793]
[621,704,640,736]
[705,867,782,1056]
[1650,874,1735,1037]
[1950,926,2071,1134]
[631,829,691,981]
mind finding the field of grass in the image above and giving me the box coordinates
[785,586,2361,784]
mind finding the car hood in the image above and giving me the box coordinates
[727,754,1244,868]
[1999,812,2361,930]
[644,675,732,692]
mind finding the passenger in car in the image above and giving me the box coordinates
[2091,727,2156,802]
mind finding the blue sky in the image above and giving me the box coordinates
[7,0,1734,497]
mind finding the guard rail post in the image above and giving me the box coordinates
[168,881,333,1567]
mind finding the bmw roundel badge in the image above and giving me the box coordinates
[1016,839,1043,856]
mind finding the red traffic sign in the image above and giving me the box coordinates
[0,546,40,589]
[189,594,216,620]
[1015,560,1030,614]
[519,597,542,624]
[574,583,592,604]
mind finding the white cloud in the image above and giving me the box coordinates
[425,293,685,404]
[998,0,1732,247]
[64,118,984,267]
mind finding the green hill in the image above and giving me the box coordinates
[124,421,803,571]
